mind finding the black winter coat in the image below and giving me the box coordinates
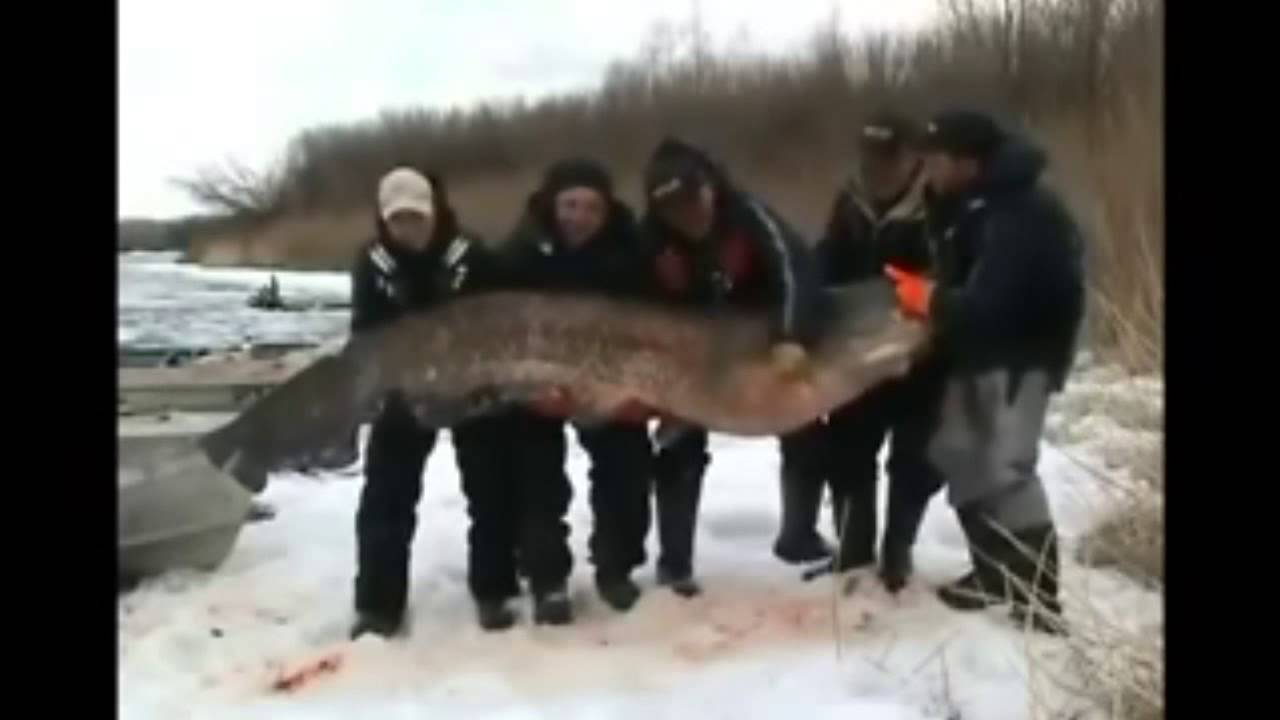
[925,136,1087,391]
[499,193,650,299]
[350,215,503,334]
[639,144,824,345]
[815,170,931,285]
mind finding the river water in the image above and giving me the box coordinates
[117,252,351,349]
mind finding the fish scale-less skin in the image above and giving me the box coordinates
[371,292,718,420]
[201,281,926,494]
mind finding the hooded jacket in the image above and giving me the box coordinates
[924,135,1087,391]
[638,139,824,346]
[816,166,932,285]
[499,158,649,298]
[350,171,502,334]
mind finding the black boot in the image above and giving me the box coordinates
[475,598,517,631]
[350,610,403,640]
[938,509,1012,611]
[1005,525,1067,636]
[831,481,877,572]
[878,490,931,593]
[656,565,703,597]
[799,480,877,582]
[773,469,833,564]
[939,513,1066,635]
[533,587,574,626]
[937,568,1007,611]
[595,572,642,611]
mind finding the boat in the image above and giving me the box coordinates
[118,412,253,584]
[118,341,318,369]
[118,342,361,586]
[118,347,321,414]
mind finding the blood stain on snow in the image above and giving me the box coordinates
[671,595,854,664]
[269,652,345,694]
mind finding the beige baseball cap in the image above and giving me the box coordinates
[378,167,435,221]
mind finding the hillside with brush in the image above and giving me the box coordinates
[178,0,1160,373]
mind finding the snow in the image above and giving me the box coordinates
[117,255,1162,719]
[119,437,1154,719]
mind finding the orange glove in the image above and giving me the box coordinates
[884,265,935,319]
[529,386,576,418]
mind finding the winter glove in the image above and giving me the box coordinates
[884,265,934,319]
[770,341,811,381]
[654,247,691,293]
[612,399,655,425]
[529,386,576,418]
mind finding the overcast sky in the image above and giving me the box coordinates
[119,0,935,219]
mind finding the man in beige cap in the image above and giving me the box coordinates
[349,166,521,638]
[376,166,437,251]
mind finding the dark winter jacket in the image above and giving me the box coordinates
[924,135,1087,392]
[350,172,503,334]
[816,168,931,285]
[499,187,649,300]
[639,140,825,346]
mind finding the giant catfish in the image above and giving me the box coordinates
[198,278,928,494]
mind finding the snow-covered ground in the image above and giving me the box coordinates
[117,256,1163,719]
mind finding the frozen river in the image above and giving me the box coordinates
[117,252,351,349]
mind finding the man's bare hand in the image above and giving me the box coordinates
[770,342,811,382]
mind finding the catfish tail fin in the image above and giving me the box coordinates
[198,347,382,494]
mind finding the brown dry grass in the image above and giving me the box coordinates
[1037,92,1163,375]
[1021,427,1163,719]
[1075,443,1163,586]
[1074,446,1163,718]
[188,212,370,271]
[967,463,1163,720]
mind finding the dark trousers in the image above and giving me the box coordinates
[833,365,944,564]
[354,396,436,619]
[454,412,521,603]
[781,366,945,568]
[354,397,527,617]
[506,410,575,595]
[576,422,655,581]
[653,426,709,578]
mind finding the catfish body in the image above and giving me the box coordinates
[200,279,926,493]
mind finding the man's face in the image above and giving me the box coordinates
[554,187,609,248]
[385,209,434,251]
[923,152,981,196]
[656,183,716,241]
[859,147,920,203]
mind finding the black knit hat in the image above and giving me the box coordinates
[541,157,614,199]
[643,137,712,205]
[919,109,1007,159]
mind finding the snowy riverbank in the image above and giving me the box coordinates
[117,255,1163,719]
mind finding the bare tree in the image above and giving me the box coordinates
[172,158,281,218]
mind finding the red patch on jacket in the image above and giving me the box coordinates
[654,230,756,295]
[719,231,755,285]
[655,246,692,294]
